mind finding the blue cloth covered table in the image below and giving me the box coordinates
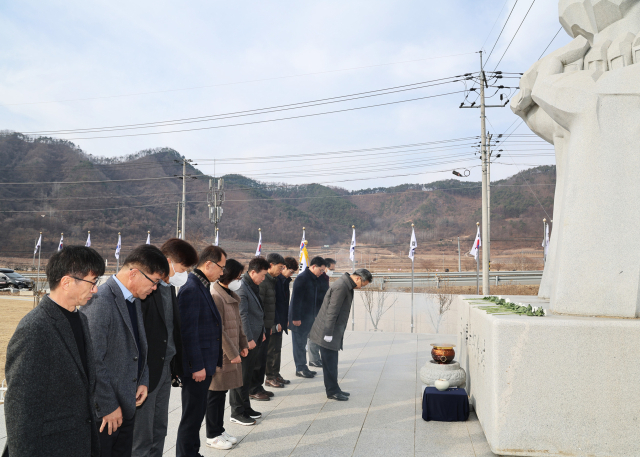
[422,387,469,422]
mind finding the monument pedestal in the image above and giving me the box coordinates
[457,295,640,457]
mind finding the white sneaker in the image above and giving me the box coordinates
[206,435,233,450]
[221,431,238,444]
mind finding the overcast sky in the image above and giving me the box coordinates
[0,0,570,190]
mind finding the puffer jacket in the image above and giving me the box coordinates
[259,273,277,331]
[209,282,249,391]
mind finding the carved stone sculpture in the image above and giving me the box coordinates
[511,0,640,317]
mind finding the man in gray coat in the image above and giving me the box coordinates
[309,269,372,401]
[4,246,105,457]
[81,245,169,457]
[229,257,270,424]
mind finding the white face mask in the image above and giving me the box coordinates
[228,279,242,291]
[326,270,334,277]
[169,261,188,288]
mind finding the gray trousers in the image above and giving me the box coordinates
[132,364,171,457]
[308,339,322,364]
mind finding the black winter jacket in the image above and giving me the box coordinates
[259,273,277,331]
[274,274,292,334]
[288,268,320,331]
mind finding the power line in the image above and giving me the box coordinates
[492,0,538,70]
[481,0,512,51]
[61,90,468,140]
[484,0,521,65]
[24,76,470,135]
[538,27,563,59]
[0,53,476,108]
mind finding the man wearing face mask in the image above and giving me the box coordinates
[308,258,336,369]
[81,245,169,457]
[133,238,198,457]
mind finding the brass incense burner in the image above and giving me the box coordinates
[430,343,456,364]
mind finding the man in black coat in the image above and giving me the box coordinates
[309,269,372,401]
[255,253,286,392]
[265,256,298,387]
[4,246,105,457]
[175,246,226,457]
[288,256,325,378]
[133,238,198,457]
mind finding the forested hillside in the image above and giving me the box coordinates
[0,132,555,260]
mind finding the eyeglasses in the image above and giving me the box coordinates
[130,268,161,286]
[71,276,99,288]
[214,262,227,272]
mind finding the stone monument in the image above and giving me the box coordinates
[511,0,640,317]
[455,2,640,455]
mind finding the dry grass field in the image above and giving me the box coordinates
[0,297,35,381]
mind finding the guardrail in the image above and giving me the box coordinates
[21,269,544,290]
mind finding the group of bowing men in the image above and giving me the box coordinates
[3,239,372,457]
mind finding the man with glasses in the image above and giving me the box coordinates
[175,246,226,457]
[4,246,105,457]
[133,238,198,457]
[81,245,169,457]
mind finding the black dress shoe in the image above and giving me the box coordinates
[309,361,323,368]
[327,393,349,401]
[308,369,317,375]
[296,370,315,378]
[340,391,350,396]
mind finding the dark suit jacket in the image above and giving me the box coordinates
[80,276,149,420]
[140,284,184,393]
[288,268,320,332]
[4,296,100,457]
[274,274,292,334]
[177,273,223,375]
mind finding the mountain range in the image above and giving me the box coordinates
[0,131,555,261]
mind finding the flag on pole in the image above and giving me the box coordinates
[85,232,91,247]
[470,226,481,260]
[349,227,356,262]
[214,229,219,246]
[58,233,63,251]
[255,230,262,256]
[34,233,42,255]
[542,223,550,257]
[408,227,417,261]
[146,232,151,245]
[115,233,122,260]
[298,228,308,271]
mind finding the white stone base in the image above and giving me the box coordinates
[419,360,466,388]
[457,295,640,457]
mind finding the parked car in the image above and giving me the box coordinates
[0,269,33,289]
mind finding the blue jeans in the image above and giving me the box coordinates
[291,328,310,372]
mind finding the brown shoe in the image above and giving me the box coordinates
[249,391,271,401]
[275,376,290,385]
[265,378,284,388]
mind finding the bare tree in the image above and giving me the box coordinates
[427,282,454,333]
[362,284,398,331]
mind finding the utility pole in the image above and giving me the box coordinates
[459,51,509,295]
[457,236,461,272]
[487,132,492,273]
[479,51,490,295]
[208,177,225,237]
[174,158,197,240]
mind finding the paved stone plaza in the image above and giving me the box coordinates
[0,331,503,456]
